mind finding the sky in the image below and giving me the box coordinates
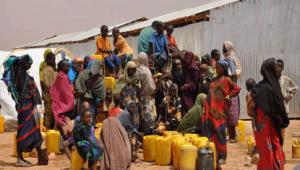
[0,0,215,51]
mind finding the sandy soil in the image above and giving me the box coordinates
[1,120,300,170]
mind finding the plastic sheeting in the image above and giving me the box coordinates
[0,48,71,119]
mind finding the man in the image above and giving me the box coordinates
[96,25,112,58]
[112,27,134,69]
[277,59,298,143]
[137,21,158,54]
[96,25,121,77]
[149,21,170,72]
[166,25,177,49]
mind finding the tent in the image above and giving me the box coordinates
[0,48,72,119]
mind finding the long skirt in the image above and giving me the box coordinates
[201,102,227,160]
[254,107,285,170]
[17,100,42,153]
[139,96,156,134]
[226,96,240,126]
[44,93,55,129]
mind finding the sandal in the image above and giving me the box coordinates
[16,159,32,167]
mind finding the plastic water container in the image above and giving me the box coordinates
[209,142,217,170]
[162,131,178,137]
[236,120,246,142]
[46,130,61,153]
[173,139,189,169]
[292,139,300,158]
[193,137,209,148]
[155,137,172,166]
[247,136,255,155]
[95,123,103,141]
[184,133,199,142]
[71,147,84,170]
[13,133,30,158]
[179,144,198,170]
[143,135,160,162]
[91,54,103,62]
[0,114,4,133]
[104,77,116,90]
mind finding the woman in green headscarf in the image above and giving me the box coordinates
[177,93,206,133]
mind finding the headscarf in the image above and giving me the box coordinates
[183,51,198,70]
[201,54,212,65]
[124,61,138,83]
[223,41,235,57]
[118,100,139,134]
[223,41,241,77]
[177,93,206,133]
[252,58,288,144]
[137,52,156,95]
[217,60,229,76]
[68,57,84,84]
[99,117,131,170]
[252,58,286,117]
[39,48,52,82]
[75,60,105,100]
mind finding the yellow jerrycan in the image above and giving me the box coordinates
[0,114,5,133]
[162,131,178,137]
[71,147,84,170]
[292,139,300,158]
[104,77,116,90]
[173,139,189,169]
[143,135,160,162]
[184,133,199,142]
[236,120,246,142]
[155,137,172,166]
[179,144,198,170]
[46,130,61,153]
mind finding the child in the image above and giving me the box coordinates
[73,111,102,170]
[97,88,114,122]
[108,94,123,117]
[245,78,256,118]
[62,102,90,161]
[160,83,182,130]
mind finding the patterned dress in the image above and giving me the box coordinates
[201,76,240,160]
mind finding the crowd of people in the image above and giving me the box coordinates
[2,20,298,170]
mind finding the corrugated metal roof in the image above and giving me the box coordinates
[120,0,239,33]
[16,0,239,49]
[16,17,148,49]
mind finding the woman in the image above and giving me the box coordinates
[73,111,102,170]
[201,60,240,165]
[136,52,156,134]
[223,41,242,142]
[118,61,140,107]
[181,51,199,114]
[118,101,140,162]
[177,93,206,133]
[3,55,48,166]
[75,60,105,125]
[51,60,74,134]
[43,51,57,129]
[99,117,131,170]
[251,58,288,170]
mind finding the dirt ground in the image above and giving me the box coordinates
[1,120,300,170]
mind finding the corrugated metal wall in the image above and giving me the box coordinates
[126,0,300,118]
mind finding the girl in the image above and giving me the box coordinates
[73,111,103,170]
[201,60,240,166]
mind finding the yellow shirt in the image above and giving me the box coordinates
[114,35,133,56]
[96,36,112,58]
